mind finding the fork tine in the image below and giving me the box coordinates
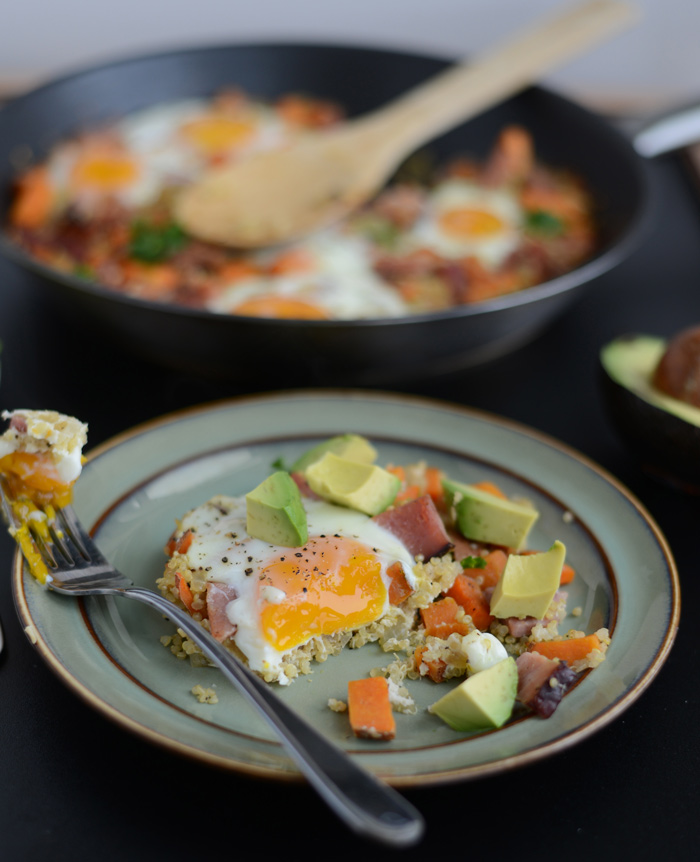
[0,477,117,587]
[0,476,16,530]
[56,504,104,562]
[41,506,70,564]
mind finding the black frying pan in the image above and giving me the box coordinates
[0,43,649,384]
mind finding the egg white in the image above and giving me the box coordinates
[176,494,416,680]
[116,99,289,185]
[207,227,410,319]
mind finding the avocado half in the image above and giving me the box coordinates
[600,333,700,493]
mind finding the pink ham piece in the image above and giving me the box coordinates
[447,530,495,565]
[206,582,238,642]
[9,414,28,433]
[516,651,577,718]
[505,616,538,638]
[291,471,322,500]
[373,494,452,561]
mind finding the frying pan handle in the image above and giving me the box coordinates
[633,103,700,158]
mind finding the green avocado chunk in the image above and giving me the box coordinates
[429,657,518,732]
[442,478,539,550]
[490,540,566,620]
[291,433,378,473]
[305,452,400,516]
[245,471,308,547]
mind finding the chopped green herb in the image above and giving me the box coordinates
[351,213,400,249]
[73,263,95,280]
[525,210,565,237]
[271,457,288,472]
[461,555,487,569]
[130,220,187,262]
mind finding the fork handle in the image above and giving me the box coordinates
[118,586,424,847]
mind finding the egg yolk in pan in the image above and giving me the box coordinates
[180,115,257,155]
[231,295,329,319]
[70,150,141,193]
[439,207,507,238]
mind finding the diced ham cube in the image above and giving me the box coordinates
[446,531,492,565]
[206,582,238,642]
[516,651,577,718]
[9,414,28,433]
[373,494,452,561]
[506,616,538,638]
[291,471,322,500]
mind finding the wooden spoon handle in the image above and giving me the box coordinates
[352,0,637,158]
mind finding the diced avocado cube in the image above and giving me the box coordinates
[305,452,400,516]
[291,434,377,473]
[490,540,566,620]
[442,478,538,550]
[245,471,308,547]
[429,657,518,732]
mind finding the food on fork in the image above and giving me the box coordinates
[0,409,88,583]
[0,410,87,507]
[159,433,610,736]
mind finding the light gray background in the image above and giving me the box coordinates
[1,0,696,111]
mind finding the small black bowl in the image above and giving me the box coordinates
[599,333,700,493]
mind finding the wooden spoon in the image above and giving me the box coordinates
[174,0,637,248]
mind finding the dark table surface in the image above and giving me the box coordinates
[0,149,699,861]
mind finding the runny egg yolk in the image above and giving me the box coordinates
[70,151,141,192]
[0,452,73,507]
[180,115,256,154]
[258,536,388,651]
[438,207,505,238]
[232,295,329,320]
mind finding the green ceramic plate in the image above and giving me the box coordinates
[12,391,679,786]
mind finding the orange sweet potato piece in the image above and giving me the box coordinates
[420,596,471,638]
[414,646,447,683]
[530,633,601,663]
[560,563,576,585]
[461,549,508,590]
[425,466,445,509]
[10,166,54,228]
[347,677,396,740]
[471,480,508,499]
[386,561,414,605]
[174,572,197,615]
[445,574,494,631]
[165,529,194,557]
[122,261,179,298]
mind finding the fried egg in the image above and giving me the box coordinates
[43,137,160,211]
[207,228,410,319]
[117,99,288,179]
[407,179,523,267]
[170,493,416,683]
[43,98,290,214]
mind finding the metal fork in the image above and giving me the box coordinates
[0,482,424,847]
